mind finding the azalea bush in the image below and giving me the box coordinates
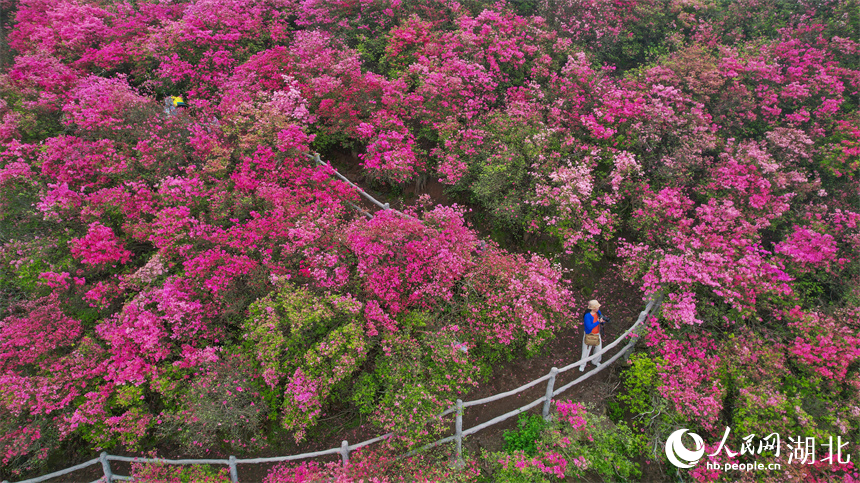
[489,402,641,482]
[263,443,481,483]
[155,355,269,456]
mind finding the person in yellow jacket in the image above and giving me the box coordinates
[164,96,187,115]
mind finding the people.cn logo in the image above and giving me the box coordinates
[665,429,705,468]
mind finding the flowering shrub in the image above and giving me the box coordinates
[264,443,480,483]
[786,307,860,385]
[242,280,486,444]
[156,355,268,456]
[95,277,216,386]
[62,75,152,133]
[644,320,725,432]
[69,222,132,268]
[490,402,640,482]
[356,115,422,183]
[775,225,847,274]
[346,206,477,315]
[821,118,860,178]
[242,283,364,440]
[368,330,480,444]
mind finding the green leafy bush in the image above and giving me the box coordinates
[503,413,548,456]
[613,352,679,456]
[130,460,232,483]
[488,402,641,482]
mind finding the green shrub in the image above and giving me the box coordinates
[130,460,232,483]
[488,402,642,482]
[614,352,679,456]
[503,413,548,456]
[573,416,641,482]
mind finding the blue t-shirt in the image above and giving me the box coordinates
[584,310,603,334]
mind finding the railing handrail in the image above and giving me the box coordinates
[463,295,657,408]
[5,292,662,483]
[1,457,101,483]
[306,152,418,222]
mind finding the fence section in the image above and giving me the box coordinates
[447,293,663,466]
[307,152,418,221]
[3,236,663,483]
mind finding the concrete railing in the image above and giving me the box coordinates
[4,293,663,483]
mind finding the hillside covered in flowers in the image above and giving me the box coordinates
[0,0,859,481]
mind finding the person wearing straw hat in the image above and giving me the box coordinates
[580,299,605,372]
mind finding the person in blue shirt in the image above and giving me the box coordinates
[580,299,605,372]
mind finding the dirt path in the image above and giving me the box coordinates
[457,269,646,448]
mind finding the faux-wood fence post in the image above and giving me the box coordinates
[229,455,238,483]
[454,399,464,468]
[99,452,112,483]
[542,367,559,421]
[341,440,349,465]
[623,295,664,364]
